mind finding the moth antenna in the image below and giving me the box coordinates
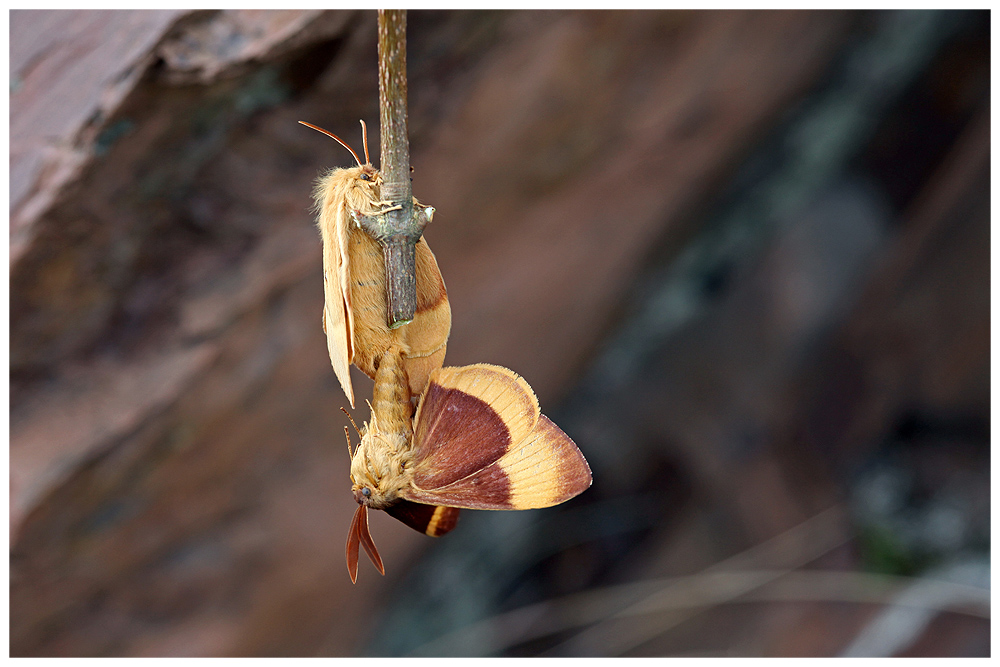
[359,119,371,165]
[341,406,362,439]
[344,425,353,458]
[365,399,379,432]
[299,121,363,167]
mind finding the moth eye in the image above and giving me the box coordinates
[359,173,370,181]
[361,487,371,497]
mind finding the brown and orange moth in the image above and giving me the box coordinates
[302,120,451,407]
[345,346,592,582]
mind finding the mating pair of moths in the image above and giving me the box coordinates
[303,120,591,582]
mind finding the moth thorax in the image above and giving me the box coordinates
[350,432,412,509]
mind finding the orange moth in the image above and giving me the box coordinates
[345,346,592,582]
[301,120,451,407]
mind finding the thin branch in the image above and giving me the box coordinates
[354,9,427,328]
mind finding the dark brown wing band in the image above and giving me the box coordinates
[385,500,460,537]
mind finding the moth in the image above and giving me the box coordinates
[302,120,451,407]
[345,346,592,582]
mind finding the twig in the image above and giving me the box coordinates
[354,9,426,328]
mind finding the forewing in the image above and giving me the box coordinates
[492,414,591,508]
[400,238,451,395]
[346,504,383,583]
[406,413,592,510]
[336,200,355,356]
[408,365,539,492]
[403,364,590,510]
[357,504,384,576]
[318,187,355,407]
[346,504,362,583]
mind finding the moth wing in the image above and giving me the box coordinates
[385,501,460,537]
[402,365,591,510]
[409,364,539,488]
[346,504,383,583]
[356,504,384,576]
[399,238,452,395]
[337,200,356,348]
[319,194,356,407]
[490,414,591,508]
[346,504,360,583]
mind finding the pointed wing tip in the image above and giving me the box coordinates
[566,466,593,501]
[367,545,386,577]
[551,419,593,502]
[338,376,355,408]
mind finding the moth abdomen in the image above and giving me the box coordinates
[370,345,414,438]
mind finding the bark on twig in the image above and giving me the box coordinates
[356,9,422,328]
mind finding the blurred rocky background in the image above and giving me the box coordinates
[9,9,989,657]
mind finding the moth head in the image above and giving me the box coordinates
[346,165,382,207]
[357,164,379,182]
[348,419,411,510]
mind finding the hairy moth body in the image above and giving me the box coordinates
[345,348,592,582]
[304,121,451,407]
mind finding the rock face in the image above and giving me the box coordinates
[10,10,988,657]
